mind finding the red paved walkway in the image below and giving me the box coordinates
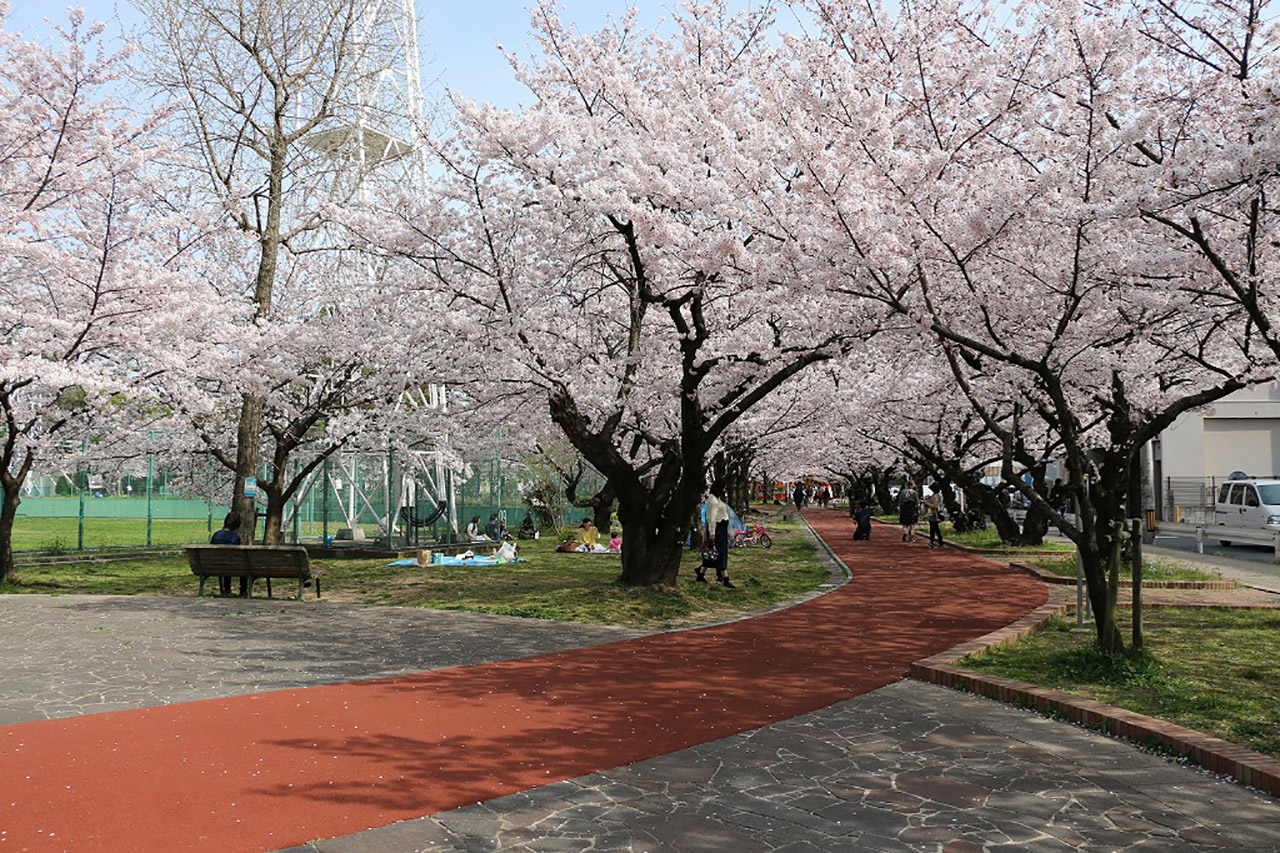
[0,510,1045,851]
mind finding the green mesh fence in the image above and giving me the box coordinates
[12,452,610,552]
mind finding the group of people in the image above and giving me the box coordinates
[556,518,622,553]
[845,480,946,549]
[466,513,511,542]
[790,483,833,510]
[895,479,946,548]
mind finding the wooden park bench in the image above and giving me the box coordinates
[185,545,324,600]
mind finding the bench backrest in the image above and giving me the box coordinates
[186,545,311,579]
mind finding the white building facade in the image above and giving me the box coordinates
[1153,385,1280,520]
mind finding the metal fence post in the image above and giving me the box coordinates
[322,456,330,545]
[386,448,396,549]
[77,443,85,551]
[146,431,154,546]
[292,459,301,545]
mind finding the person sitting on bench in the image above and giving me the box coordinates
[210,511,244,594]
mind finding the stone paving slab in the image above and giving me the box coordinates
[0,595,644,724]
[292,681,1280,852]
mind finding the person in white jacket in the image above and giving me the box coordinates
[698,481,735,588]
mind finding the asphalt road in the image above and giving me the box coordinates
[1040,526,1280,593]
[1152,533,1276,564]
[1145,535,1280,593]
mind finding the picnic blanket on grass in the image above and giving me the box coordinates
[385,556,526,568]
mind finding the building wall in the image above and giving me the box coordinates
[1159,386,1280,481]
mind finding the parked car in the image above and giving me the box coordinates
[1214,477,1280,544]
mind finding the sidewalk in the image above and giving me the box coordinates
[1,510,1275,851]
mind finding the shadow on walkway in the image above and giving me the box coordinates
[0,508,1045,851]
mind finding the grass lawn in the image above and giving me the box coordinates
[0,517,830,630]
[1021,556,1223,582]
[945,526,1075,551]
[11,517,216,552]
[959,611,1280,759]
[9,517,389,553]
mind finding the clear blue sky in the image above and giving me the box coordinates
[4,1,781,110]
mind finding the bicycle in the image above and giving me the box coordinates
[732,523,773,548]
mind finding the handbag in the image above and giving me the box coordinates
[701,543,718,563]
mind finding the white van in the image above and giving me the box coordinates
[1214,477,1280,543]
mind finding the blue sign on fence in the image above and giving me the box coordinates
[243,477,257,498]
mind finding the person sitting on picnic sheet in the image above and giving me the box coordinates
[580,518,599,548]
[466,515,488,541]
[557,537,585,553]
[485,513,505,540]
[608,529,622,551]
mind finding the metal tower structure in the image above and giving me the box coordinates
[289,0,458,546]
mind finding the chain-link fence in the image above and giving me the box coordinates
[14,449,608,553]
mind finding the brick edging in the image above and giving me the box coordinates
[909,587,1280,798]
[1009,561,1239,590]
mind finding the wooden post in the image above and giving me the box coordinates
[1131,519,1143,651]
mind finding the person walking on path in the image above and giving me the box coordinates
[898,480,920,543]
[792,482,804,511]
[924,484,945,549]
[698,481,735,588]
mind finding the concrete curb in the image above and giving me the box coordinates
[909,585,1280,798]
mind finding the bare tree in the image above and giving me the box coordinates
[136,0,416,541]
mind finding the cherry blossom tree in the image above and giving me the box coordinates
[152,248,444,544]
[0,5,206,580]
[790,0,1265,651]
[351,2,873,586]
[1123,2,1280,369]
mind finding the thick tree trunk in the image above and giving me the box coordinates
[260,491,285,545]
[593,501,613,537]
[233,395,264,544]
[1068,473,1128,654]
[874,470,896,514]
[617,504,687,586]
[0,437,35,584]
[970,486,1021,542]
[231,141,285,546]
[1017,501,1050,546]
[0,482,19,584]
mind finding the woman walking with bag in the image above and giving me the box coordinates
[697,481,735,588]
[924,483,945,549]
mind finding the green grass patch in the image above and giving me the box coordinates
[8,517,392,552]
[10,517,217,551]
[1,517,829,630]
[944,526,1075,552]
[959,610,1280,758]
[1023,556,1222,582]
